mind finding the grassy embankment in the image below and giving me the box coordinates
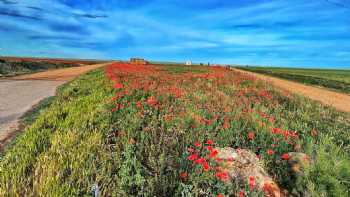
[0,64,349,196]
[237,66,350,94]
[0,59,78,77]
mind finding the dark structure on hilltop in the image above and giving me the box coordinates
[130,58,148,65]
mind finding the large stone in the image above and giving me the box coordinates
[216,147,282,197]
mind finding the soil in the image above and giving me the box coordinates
[13,63,107,81]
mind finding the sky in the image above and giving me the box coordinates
[0,0,350,68]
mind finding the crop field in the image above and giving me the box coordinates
[237,66,350,94]
[0,57,104,77]
[0,63,349,196]
[0,59,77,77]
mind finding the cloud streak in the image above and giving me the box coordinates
[26,6,44,11]
[0,8,41,20]
[73,13,107,19]
[324,0,350,9]
[0,0,17,5]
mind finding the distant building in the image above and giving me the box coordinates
[130,58,148,65]
[185,61,192,66]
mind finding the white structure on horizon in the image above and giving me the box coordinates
[185,60,192,65]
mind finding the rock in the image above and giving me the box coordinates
[216,147,282,197]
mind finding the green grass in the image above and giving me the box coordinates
[237,66,350,94]
[22,96,56,126]
[0,65,349,196]
[0,96,56,153]
[0,69,115,196]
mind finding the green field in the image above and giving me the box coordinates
[0,64,349,196]
[237,66,350,94]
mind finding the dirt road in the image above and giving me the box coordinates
[13,63,108,81]
[0,63,110,149]
[233,68,350,113]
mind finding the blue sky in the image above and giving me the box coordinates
[0,0,349,68]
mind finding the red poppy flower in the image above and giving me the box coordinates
[267,149,274,155]
[136,101,142,108]
[194,157,205,164]
[208,149,218,159]
[215,171,229,182]
[283,130,290,140]
[206,139,214,145]
[249,176,255,190]
[202,161,209,171]
[187,154,198,161]
[111,96,119,101]
[238,191,245,197]
[215,157,222,162]
[146,96,157,106]
[180,172,188,179]
[117,103,124,110]
[271,128,281,134]
[207,146,213,152]
[194,141,201,147]
[202,118,212,125]
[268,116,275,123]
[217,194,224,197]
[248,132,254,140]
[281,153,289,160]
[113,83,123,89]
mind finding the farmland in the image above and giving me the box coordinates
[0,57,105,77]
[237,66,350,94]
[0,63,349,196]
